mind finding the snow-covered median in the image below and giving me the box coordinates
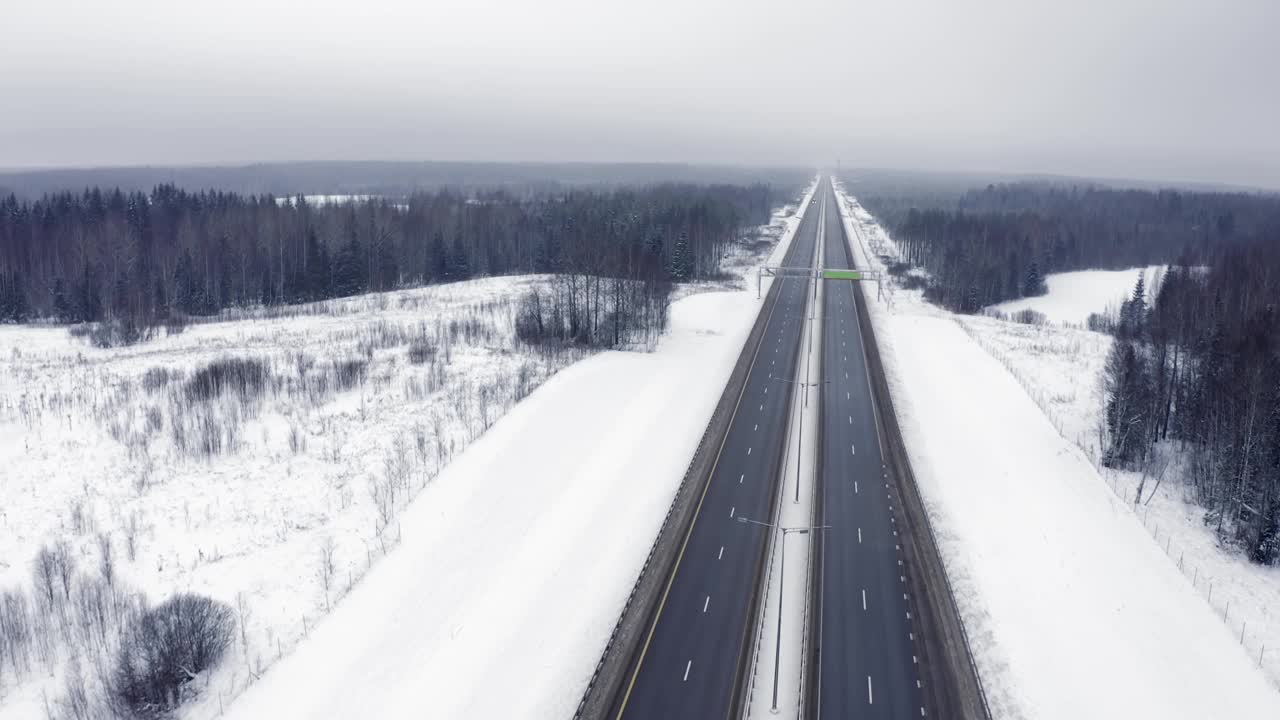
[834,183,1280,719]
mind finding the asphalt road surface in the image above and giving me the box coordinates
[611,184,823,720]
[814,178,924,718]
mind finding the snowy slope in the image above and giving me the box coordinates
[988,265,1167,326]
[835,184,1280,719]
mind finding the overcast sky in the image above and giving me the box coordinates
[3,0,1278,188]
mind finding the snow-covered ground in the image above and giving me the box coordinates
[0,275,581,716]
[988,265,1167,326]
[834,182,1280,719]
[0,179,815,718]
[213,179,816,720]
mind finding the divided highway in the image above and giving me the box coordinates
[586,177,988,720]
[608,187,822,720]
[812,179,923,718]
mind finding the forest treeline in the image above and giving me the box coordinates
[857,181,1280,312]
[1103,244,1280,564]
[0,181,789,345]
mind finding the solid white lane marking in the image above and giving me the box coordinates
[718,546,724,559]
[684,660,692,681]
[703,596,710,613]
[862,589,867,610]
[868,676,874,704]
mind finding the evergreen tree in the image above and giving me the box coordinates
[1023,261,1046,297]
[51,277,72,322]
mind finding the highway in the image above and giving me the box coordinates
[813,178,924,718]
[610,184,822,720]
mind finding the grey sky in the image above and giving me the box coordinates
[3,0,1278,188]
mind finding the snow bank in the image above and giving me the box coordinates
[988,265,1167,326]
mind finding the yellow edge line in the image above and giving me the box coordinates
[613,193,816,720]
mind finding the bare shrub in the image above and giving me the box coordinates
[1011,308,1048,326]
[33,542,74,615]
[407,338,436,365]
[125,514,139,562]
[317,537,337,611]
[288,421,307,455]
[111,594,234,716]
[97,533,115,587]
[0,589,33,675]
[141,367,175,393]
[331,358,368,392]
[183,357,272,404]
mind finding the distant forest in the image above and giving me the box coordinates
[857,180,1280,312]
[854,177,1280,565]
[0,181,793,346]
[0,161,810,201]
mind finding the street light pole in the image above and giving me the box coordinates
[736,518,829,714]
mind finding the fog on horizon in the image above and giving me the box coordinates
[3,0,1278,189]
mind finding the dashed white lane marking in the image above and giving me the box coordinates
[718,546,724,560]
[730,506,735,518]
[703,596,710,613]
[684,660,692,682]
[759,404,763,411]
[849,415,852,424]
[747,447,752,455]
[858,527,862,543]
[868,676,874,704]
[847,391,851,400]
[851,444,856,455]
[854,481,859,494]
[754,424,758,431]
[739,473,745,483]
[862,589,867,610]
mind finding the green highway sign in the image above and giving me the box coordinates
[822,269,862,280]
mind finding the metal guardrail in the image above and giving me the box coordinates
[574,194,818,720]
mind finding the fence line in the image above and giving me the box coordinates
[954,318,1278,686]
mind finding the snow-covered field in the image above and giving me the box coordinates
[835,183,1280,719]
[0,275,579,717]
[988,265,1167,326]
[0,182,814,718]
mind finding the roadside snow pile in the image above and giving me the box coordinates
[988,265,1167,326]
[833,183,1280,719]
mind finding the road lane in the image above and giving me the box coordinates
[613,186,824,720]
